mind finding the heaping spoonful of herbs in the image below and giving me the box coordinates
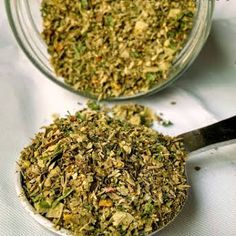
[17,105,236,236]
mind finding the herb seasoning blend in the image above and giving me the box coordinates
[41,0,196,98]
[19,107,189,235]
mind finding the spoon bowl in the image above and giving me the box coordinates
[15,116,236,235]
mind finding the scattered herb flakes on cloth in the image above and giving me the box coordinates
[110,103,155,127]
[19,108,188,235]
[41,0,196,98]
[106,102,173,128]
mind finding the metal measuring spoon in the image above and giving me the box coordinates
[150,116,236,235]
[180,116,236,154]
[16,116,236,236]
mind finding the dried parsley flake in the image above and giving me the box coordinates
[41,0,196,98]
[19,108,188,235]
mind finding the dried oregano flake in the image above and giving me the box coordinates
[41,0,196,98]
[19,106,188,235]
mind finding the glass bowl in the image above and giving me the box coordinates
[5,0,214,100]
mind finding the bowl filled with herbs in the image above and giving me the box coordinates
[6,0,214,100]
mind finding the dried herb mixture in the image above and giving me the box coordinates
[19,106,188,235]
[110,103,155,127]
[41,0,196,98]
[109,103,173,127]
[87,101,174,127]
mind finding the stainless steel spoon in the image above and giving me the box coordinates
[150,115,236,235]
[16,116,236,236]
[180,115,236,154]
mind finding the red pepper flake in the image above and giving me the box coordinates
[70,116,77,122]
[104,187,115,193]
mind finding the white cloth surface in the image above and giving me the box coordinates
[0,0,236,235]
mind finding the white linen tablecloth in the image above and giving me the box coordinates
[0,1,236,235]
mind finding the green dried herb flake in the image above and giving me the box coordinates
[81,0,89,9]
[87,100,101,111]
[39,200,51,209]
[52,189,74,208]
[104,15,114,27]
[162,120,174,127]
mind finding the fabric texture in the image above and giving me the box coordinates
[0,1,236,235]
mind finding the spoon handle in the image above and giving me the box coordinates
[179,116,236,153]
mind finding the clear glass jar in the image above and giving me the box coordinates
[5,0,215,100]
